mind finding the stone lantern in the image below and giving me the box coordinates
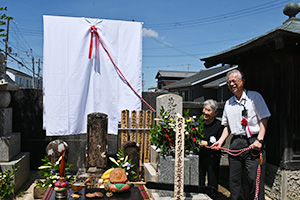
[0,53,29,192]
[0,53,19,108]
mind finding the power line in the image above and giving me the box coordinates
[150,37,201,59]
[143,63,201,69]
[145,0,291,30]
[144,35,256,50]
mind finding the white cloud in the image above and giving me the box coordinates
[142,28,159,38]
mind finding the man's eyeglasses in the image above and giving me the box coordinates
[227,79,240,85]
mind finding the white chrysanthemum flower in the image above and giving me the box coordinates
[210,136,217,144]
[185,131,189,135]
[193,116,196,119]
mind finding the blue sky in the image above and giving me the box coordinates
[1,0,295,90]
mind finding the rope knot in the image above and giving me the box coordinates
[89,25,98,59]
[90,25,97,33]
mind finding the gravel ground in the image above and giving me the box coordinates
[15,171,40,200]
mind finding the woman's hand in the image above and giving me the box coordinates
[211,141,222,150]
[199,140,208,146]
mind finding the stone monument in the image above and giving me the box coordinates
[0,53,30,192]
[156,93,183,120]
[144,93,209,199]
[76,112,108,186]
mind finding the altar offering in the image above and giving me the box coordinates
[104,168,132,193]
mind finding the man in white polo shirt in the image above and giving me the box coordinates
[212,69,271,200]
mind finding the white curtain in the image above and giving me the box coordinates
[43,15,142,136]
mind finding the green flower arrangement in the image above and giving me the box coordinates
[0,164,18,199]
[149,106,205,155]
[36,156,74,189]
[109,149,137,181]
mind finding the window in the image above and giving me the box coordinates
[180,91,189,101]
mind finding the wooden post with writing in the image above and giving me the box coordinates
[144,110,152,163]
[174,115,185,200]
[120,110,129,146]
[130,110,137,142]
[137,110,145,173]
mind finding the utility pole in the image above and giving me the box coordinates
[31,49,35,88]
[37,59,41,88]
[4,18,10,73]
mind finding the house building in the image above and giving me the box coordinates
[163,65,237,102]
[155,70,198,90]
[200,4,300,199]
[6,67,33,88]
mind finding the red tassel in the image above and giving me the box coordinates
[60,149,65,177]
[259,154,263,165]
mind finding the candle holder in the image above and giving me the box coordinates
[54,177,68,199]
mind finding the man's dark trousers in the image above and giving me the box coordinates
[229,136,266,200]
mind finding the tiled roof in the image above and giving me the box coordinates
[201,18,300,68]
[155,70,198,79]
[163,65,237,89]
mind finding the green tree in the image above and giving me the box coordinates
[0,7,13,38]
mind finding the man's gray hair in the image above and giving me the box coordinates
[203,99,218,113]
[226,69,243,81]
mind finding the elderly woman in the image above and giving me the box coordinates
[198,99,223,195]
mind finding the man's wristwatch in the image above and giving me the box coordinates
[256,139,264,144]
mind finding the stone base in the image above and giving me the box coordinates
[145,146,200,198]
[0,132,21,162]
[144,163,159,195]
[0,108,12,136]
[265,163,300,200]
[158,155,198,197]
[0,152,30,192]
[151,191,211,200]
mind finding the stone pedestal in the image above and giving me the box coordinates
[0,152,30,192]
[0,132,21,161]
[0,100,30,194]
[144,146,211,199]
[0,108,12,136]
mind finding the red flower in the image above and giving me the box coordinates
[164,134,169,137]
[241,118,248,126]
[166,128,169,131]
[189,133,191,137]
[169,142,173,146]
[192,138,197,142]
[168,138,172,141]
[192,128,195,131]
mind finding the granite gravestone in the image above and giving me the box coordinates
[156,94,182,120]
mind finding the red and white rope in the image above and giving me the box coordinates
[205,145,262,200]
[88,25,156,112]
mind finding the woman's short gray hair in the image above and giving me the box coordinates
[203,99,218,113]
